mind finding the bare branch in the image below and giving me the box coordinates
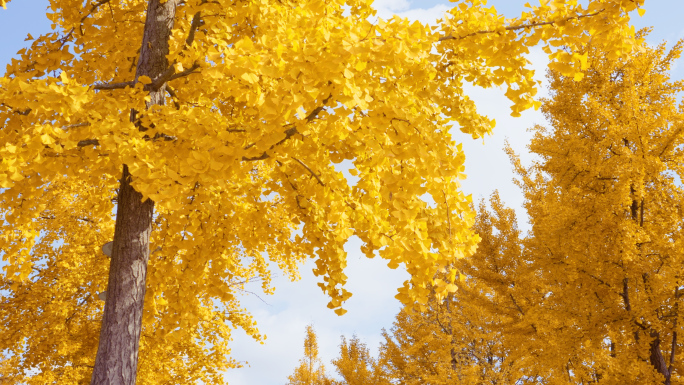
[92,81,136,91]
[148,64,177,90]
[241,152,270,162]
[305,93,333,122]
[61,122,91,130]
[83,0,113,24]
[77,131,174,149]
[93,62,200,92]
[0,103,31,115]
[40,214,95,223]
[163,62,200,85]
[166,86,181,109]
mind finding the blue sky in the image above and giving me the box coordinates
[1,1,683,384]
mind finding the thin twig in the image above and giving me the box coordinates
[438,10,604,42]
[292,157,325,186]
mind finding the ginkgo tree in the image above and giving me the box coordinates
[0,0,644,383]
[287,325,332,385]
[505,32,684,384]
[331,334,388,385]
[288,328,390,385]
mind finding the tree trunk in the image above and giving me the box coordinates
[91,1,177,383]
[649,332,672,385]
[90,165,155,384]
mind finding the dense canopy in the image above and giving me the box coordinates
[0,0,644,383]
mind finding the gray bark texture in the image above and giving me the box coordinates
[90,0,177,383]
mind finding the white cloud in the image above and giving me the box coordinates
[392,4,450,25]
[373,1,450,25]
[372,0,411,14]
[457,46,550,232]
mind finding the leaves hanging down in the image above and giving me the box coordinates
[378,193,536,385]
[0,0,644,383]
[371,31,684,385]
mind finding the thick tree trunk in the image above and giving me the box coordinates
[91,1,177,384]
[90,166,155,384]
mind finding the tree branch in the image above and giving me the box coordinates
[62,122,91,130]
[622,277,632,312]
[92,81,136,90]
[185,12,202,46]
[77,131,174,148]
[658,125,684,157]
[166,86,180,109]
[0,103,31,115]
[241,94,333,162]
[304,93,333,122]
[78,139,100,147]
[669,286,679,379]
[292,157,325,186]
[438,10,604,42]
[92,62,200,91]
[163,63,201,85]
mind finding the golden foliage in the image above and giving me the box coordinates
[0,0,644,382]
[287,325,332,385]
[378,193,536,384]
[505,32,684,384]
[375,32,684,385]
[331,335,390,385]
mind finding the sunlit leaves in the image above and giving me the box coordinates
[0,0,644,382]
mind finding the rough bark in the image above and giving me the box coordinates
[649,332,671,385]
[90,165,155,385]
[90,1,177,384]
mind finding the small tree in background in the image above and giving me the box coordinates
[288,325,332,385]
[331,335,389,385]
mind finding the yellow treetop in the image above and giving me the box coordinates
[331,335,388,385]
[377,31,684,385]
[287,325,332,385]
